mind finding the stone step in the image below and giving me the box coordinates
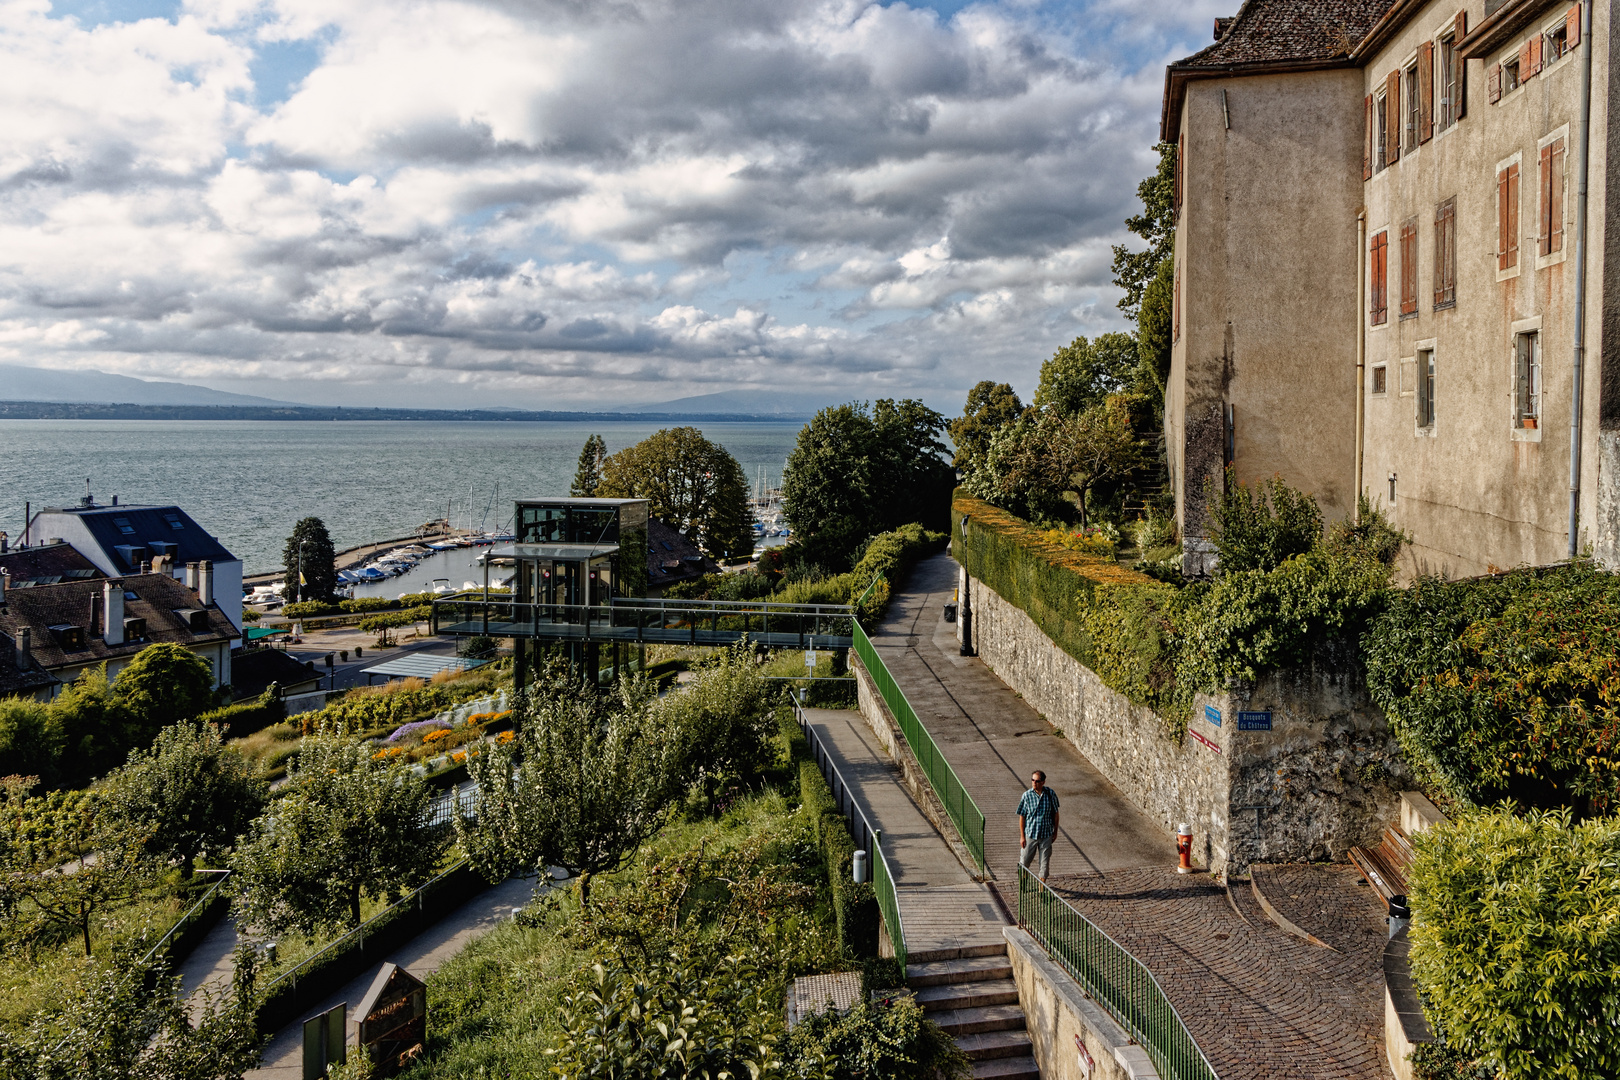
[912,978,1021,1013]
[913,978,1021,1012]
[971,1055,1041,1079]
[930,1004,1029,1036]
[954,1029,1034,1061]
[907,941,1009,964]
[907,955,1013,987]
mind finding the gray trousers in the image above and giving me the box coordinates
[1019,834,1053,878]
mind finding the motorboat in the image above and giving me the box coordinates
[359,566,388,582]
[430,578,456,596]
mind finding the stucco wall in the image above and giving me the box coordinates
[1358,0,1613,576]
[1169,67,1366,571]
[969,573,1405,873]
[1004,927,1159,1080]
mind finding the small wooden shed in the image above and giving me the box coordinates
[354,962,427,1077]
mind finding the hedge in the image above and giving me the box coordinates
[779,711,877,958]
[952,490,1393,730]
[1364,562,1620,810]
[197,688,286,740]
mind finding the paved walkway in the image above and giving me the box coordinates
[805,705,1007,960]
[870,553,1170,880]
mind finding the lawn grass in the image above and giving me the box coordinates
[397,777,842,1079]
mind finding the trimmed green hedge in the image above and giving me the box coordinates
[953,491,1394,731]
[197,688,286,740]
[779,711,877,958]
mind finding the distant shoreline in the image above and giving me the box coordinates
[0,401,810,423]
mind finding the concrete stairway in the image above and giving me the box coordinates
[907,944,1040,1079]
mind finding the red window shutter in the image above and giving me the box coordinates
[1507,163,1520,268]
[1488,64,1502,103]
[1400,222,1418,315]
[1520,38,1535,79]
[1550,138,1566,252]
[1454,12,1468,117]
[1419,42,1435,142]
[1364,95,1374,179]
[1568,4,1581,49]
[1385,70,1401,163]
[1531,32,1544,75]
[1498,168,1511,269]
[1540,144,1554,256]
[1371,233,1388,324]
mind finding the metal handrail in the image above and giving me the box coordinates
[262,859,473,995]
[850,621,987,876]
[139,869,231,968]
[1018,866,1218,1080]
[792,692,906,971]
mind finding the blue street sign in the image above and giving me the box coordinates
[1237,711,1273,731]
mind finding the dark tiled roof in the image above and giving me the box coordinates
[0,573,235,671]
[0,631,60,699]
[1174,0,1397,69]
[646,519,719,589]
[231,647,322,701]
[0,545,102,585]
[35,504,235,573]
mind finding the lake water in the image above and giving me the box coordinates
[0,420,803,575]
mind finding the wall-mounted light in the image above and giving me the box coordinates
[1388,472,1398,504]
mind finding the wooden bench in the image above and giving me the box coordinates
[1349,825,1415,909]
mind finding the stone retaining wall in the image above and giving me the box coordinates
[962,568,1407,874]
[1004,927,1158,1080]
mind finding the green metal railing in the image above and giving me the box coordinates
[792,691,906,970]
[851,619,986,876]
[1018,866,1218,1080]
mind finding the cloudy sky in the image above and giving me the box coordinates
[0,0,1220,410]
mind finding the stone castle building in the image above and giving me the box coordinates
[1162,0,1616,577]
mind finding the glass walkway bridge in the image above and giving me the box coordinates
[429,593,855,650]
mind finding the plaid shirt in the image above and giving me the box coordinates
[1017,787,1059,841]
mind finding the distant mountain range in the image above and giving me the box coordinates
[0,364,307,408]
[0,365,853,420]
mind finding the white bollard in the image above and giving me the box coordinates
[852,850,868,884]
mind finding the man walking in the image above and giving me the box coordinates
[1017,770,1059,881]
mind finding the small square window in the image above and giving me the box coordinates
[1372,366,1388,395]
[1416,349,1437,429]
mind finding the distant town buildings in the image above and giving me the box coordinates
[1162,0,1615,577]
[0,495,242,697]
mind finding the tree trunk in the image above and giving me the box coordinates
[81,910,92,957]
[577,871,592,908]
[181,852,195,879]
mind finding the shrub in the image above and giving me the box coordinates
[196,688,287,740]
[281,600,343,618]
[1207,469,1323,573]
[786,996,972,1080]
[1364,563,1620,809]
[1406,807,1620,1080]
[337,597,396,614]
[798,760,877,958]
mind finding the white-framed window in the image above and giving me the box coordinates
[1513,331,1540,429]
[1372,364,1388,395]
[1439,33,1460,129]
[1375,92,1389,172]
[1416,347,1436,431]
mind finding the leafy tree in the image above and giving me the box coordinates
[101,720,267,878]
[1406,807,1620,1080]
[0,944,264,1080]
[782,400,953,567]
[282,516,337,605]
[1032,333,1138,416]
[966,397,1143,527]
[1136,257,1174,400]
[657,641,775,805]
[1111,141,1177,322]
[0,781,149,957]
[230,724,445,935]
[456,668,678,906]
[48,666,130,786]
[1042,396,1147,526]
[1206,470,1324,573]
[946,382,1023,473]
[112,643,216,744]
[598,427,754,560]
[569,433,608,497]
[0,698,63,788]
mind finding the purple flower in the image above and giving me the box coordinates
[386,719,451,743]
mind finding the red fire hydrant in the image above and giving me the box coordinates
[1175,823,1194,874]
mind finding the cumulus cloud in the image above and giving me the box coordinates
[0,0,1216,408]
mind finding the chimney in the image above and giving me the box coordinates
[111,495,118,506]
[0,531,8,553]
[104,579,125,646]
[140,560,151,574]
[16,628,29,671]
[198,561,213,607]
[151,553,170,576]
[88,592,102,638]
[185,562,199,590]
[0,570,7,606]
